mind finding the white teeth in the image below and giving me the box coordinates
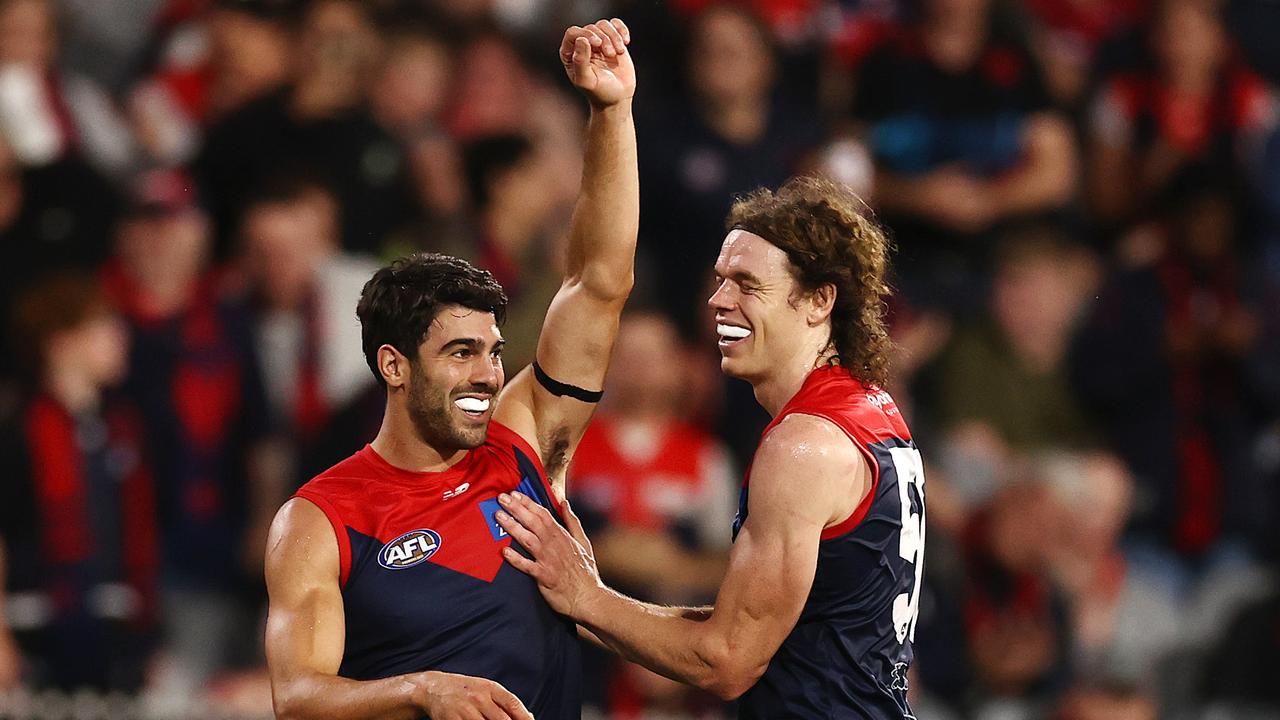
[717,323,751,340]
[454,397,490,413]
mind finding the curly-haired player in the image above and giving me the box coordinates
[497,176,926,719]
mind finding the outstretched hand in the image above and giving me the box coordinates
[496,491,603,621]
[560,19,635,108]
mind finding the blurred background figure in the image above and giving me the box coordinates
[196,0,413,258]
[236,173,379,488]
[101,169,284,699]
[847,0,1076,314]
[0,274,156,694]
[0,0,1276,717]
[1087,0,1278,235]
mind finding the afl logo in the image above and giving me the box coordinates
[378,529,442,570]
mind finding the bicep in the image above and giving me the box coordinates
[705,510,822,669]
[265,499,347,681]
[495,283,622,480]
[702,415,868,670]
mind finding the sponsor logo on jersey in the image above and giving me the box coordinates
[478,475,542,541]
[866,389,894,408]
[443,482,471,500]
[377,529,442,570]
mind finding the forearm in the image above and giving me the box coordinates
[577,588,736,695]
[566,101,639,296]
[987,115,1075,216]
[274,671,426,720]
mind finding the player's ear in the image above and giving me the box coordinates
[806,283,836,326]
[378,344,409,388]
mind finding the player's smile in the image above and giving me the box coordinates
[716,320,752,350]
[453,393,493,421]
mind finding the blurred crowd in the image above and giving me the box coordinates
[0,0,1278,718]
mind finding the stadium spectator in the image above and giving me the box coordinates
[1072,171,1268,557]
[236,174,380,487]
[848,0,1076,313]
[638,2,822,334]
[1041,452,1180,686]
[0,0,134,175]
[126,0,296,169]
[101,169,284,689]
[195,0,413,257]
[1021,0,1149,109]
[931,230,1099,454]
[962,478,1074,713]
[0,274,158,693]
[1086,0,1279,232]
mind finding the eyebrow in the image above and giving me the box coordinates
[441,338,505,352]
[716,268,765,287]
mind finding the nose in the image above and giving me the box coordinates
[468,353,502,390]
[708,278,735,311]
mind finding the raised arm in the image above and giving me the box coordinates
[495,19,639,486]
[265,499,532,720]
[496,415,870,699]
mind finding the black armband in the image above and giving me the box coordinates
[532,362,603,403]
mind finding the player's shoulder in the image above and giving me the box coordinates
[792,366,912,443]
[756,414,864,479]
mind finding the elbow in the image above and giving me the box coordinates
[696,642,766,701]
[576,270,635,304]
[705,665,765,701]
[272,681,312,720]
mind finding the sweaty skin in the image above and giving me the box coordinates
[494,225,875,699]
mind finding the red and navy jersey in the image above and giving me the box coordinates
[732,365,924,719]
[293,422,580,718]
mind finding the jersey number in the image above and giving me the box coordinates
[888,447,925,645]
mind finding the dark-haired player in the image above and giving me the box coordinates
[496,176,926,718]
[263,19,636,720]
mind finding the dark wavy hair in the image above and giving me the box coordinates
[726,176,893,387]
[357,253,508,386]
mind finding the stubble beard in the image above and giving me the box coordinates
[406,374,489,452]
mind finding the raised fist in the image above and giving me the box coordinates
[560,19,635,108]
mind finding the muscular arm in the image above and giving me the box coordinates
[496,20,639,486]
[499,415,870,699]
[265,499,530,720]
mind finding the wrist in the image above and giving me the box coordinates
[576,581,614,629]
[589,97,633,116]
[411,671,442,710]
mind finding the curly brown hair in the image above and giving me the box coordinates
[726,175,893,387]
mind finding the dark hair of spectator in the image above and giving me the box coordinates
[356,253,509,386]
[727,176,894,387]
[10,272,110,376]
[462,134,534,212]
[239,170,338,221]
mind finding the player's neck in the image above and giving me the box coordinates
[752,345,837,417]
[370,406,468,473]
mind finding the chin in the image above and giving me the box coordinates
[719,355,750,381]
[452,422,491,450]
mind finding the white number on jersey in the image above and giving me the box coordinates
[888,447,925,645]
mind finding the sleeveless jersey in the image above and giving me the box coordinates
[732,365,925,719]
[293,422,580,719]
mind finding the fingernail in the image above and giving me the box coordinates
[496,510,510,522]
[511,491,524,501]
[499,493,511,504]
